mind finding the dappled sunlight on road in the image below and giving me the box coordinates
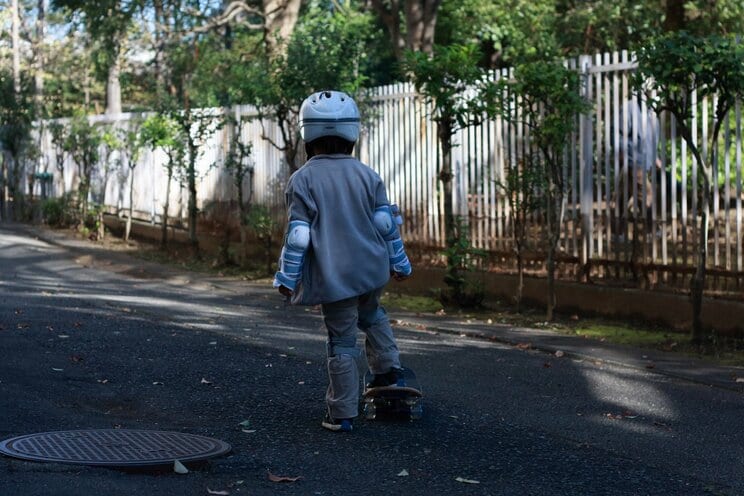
[580,364,678,438]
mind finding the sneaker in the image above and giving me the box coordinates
[322,413,353,432]
[366,367,406,388]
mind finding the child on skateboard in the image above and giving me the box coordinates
[273,90,412,432]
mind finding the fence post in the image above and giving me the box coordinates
[579,55,594,271]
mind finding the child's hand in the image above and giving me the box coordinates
[278,285,293,297]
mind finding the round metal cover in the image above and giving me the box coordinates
[0,429,231,467]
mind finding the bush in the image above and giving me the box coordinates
[41,194,78,227]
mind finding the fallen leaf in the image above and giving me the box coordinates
[735,378,744,383]
[73,322,82,328]
[570,314,579,321]
[397,470,409,477]
[241,429,256,434]
[209,341,217,346]
[17,323,30,329]
[173,460,188,474]
[554,350,565,358]
[435,309,446,316]
[51,368,64,372]
[97,379,109,384]
[238,420,251,428]
[206,489,230,495]
[200,378,213,385]
[58,335,70,339]
[267,471,301,483]
[152,381,164,386]
[455,477,480,484]
[70,355,84,363]
[645,363,656,369]
[543,362,552,368]
[516,342,532,350]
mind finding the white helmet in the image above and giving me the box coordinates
[299,90,360,143]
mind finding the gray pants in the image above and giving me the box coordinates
[321,287,401,419]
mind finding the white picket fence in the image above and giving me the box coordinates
[25,51,744,291]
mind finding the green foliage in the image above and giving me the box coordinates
[554,0,662,55]
[634,32,744,342]
[231,6,376,169]
[140,113,182,152]
[64,112,102,218]
[403,43,496,131]
[245,205,276,240]
[41,193,79,227]
[636,33,744,126]
[440,216,486,308]
[223,120,254,212]
[0,70,35,160]
[500,61,589,169]
[437,0,557,67]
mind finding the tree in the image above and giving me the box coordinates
[170,106,220,256]
[496,60,589,320]
[236,6,374,172]
[403,43,499,303]
[635,32,744,344]
[0,70,35,221]
[496,157,545,312]
[141,112,183,248]
[436,0,556,68]
[117,119,144,242]
[64,112,101,222]
[222,117,255,267]
[370,0,443,63]
[48,121,68,194]
[51,0,141,115]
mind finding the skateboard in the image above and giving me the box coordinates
[362,367,423,420]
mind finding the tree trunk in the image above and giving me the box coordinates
[161,166,172,249]
[663,0,686,32]
[404,0,441,55]
[546,193,557,321]
[370,0,403,62]
[34,0,45,113]
[106,51,123,115]
[11,0,21,95]
[371,0,442,62]
[187,157,199,257]
[516,249,524,313]
[690,196,710,345]
[262,0,302,60]
[125,166,134,242]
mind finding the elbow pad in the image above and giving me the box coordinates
[273,220,310,291]
[374,204,412,277]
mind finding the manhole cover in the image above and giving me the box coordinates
[0,429,231,468]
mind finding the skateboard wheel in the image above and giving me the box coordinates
[363,399,377,420]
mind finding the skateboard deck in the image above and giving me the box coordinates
[362,367,423,420]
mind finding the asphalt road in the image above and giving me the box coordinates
[1,223,742,496]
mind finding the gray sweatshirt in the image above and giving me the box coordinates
[283,154,391,305]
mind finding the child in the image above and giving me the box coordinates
[273,90,412,432]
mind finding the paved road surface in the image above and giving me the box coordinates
[1,224,742,495]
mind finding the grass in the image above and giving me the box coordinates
[381,289,744,366]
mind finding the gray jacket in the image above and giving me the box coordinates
[283,154,392,305]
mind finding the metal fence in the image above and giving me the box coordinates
[24,51,744,293]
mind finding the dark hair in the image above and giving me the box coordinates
[305,136,355,158]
